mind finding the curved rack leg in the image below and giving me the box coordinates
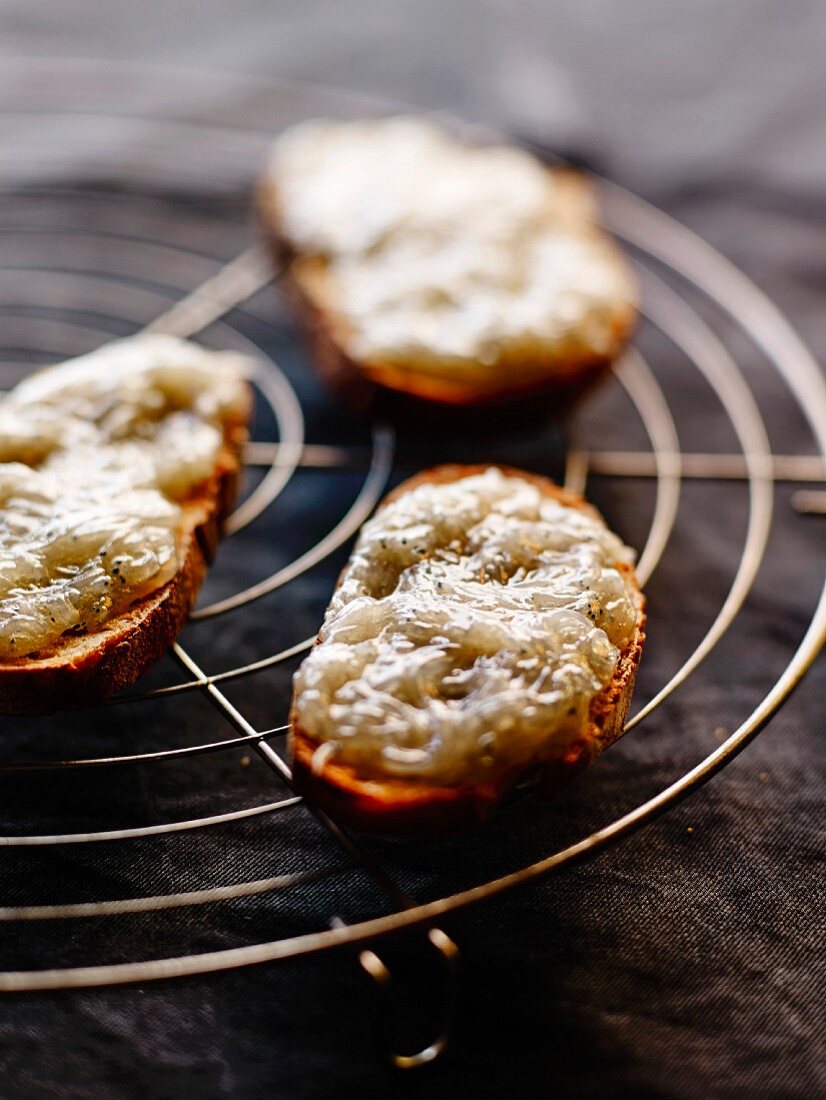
[353,925,460,1070]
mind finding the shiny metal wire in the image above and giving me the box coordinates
[621,270,775,731]
[0,863,347,921]
[0,74,823,1063]
[609,348,682,587]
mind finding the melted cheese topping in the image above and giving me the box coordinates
[294,469,638,785]
[267,117,635,372]
[0,335,250,658]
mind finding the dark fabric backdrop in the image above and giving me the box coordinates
[0,3,824,1097]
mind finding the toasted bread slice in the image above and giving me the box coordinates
[0,339,251,715]
[261,242,623,432]
[258,117,637,422]
[290,465,645,836]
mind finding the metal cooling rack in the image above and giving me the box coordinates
[0,61,824,1069]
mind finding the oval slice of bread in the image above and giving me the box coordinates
[290,465,646,836]
[0,341,251,715]
[258,117,637,422]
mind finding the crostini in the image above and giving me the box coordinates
[0,334,252,714]
[290,464,645,835]
[259,117,637,421]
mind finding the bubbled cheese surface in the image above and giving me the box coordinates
[0,335,249,658]
[294,469,638,785]
[268,117,635,374]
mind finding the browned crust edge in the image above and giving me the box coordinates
[0,403,250,716]
[256,170,637,425]
[290,464,646,836]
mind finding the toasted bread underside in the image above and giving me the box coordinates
[0,415,248,715]
[290,464,646,836]
[257,169,637,422]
